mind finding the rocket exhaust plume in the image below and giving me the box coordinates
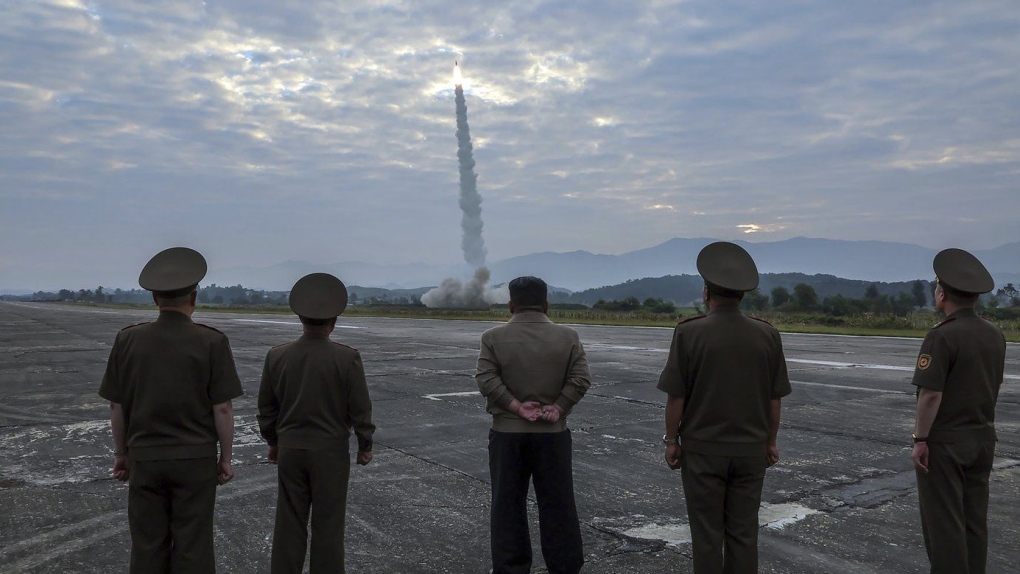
[422,62,508,309]
[454,63,486,267]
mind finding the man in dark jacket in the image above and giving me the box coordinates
[476,275,592,574]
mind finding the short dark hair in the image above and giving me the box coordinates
[938,282,979,306]
[154,288,196,307]
[706,282,744,301]
[299,316,335,327]
[509,276,547,307]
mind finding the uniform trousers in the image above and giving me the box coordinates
[488,429,583,574]
[916,440,995,574]
[271,447,351,574]
[680,451,768,574]
[128,457,219,574]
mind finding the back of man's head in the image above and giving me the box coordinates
[939,282,980,307]
[705,282,744,302]
[154,289,196,310]
[509,276,547,308]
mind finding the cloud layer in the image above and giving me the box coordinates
[2,1,1018,288]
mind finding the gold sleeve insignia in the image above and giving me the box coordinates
[917,354,932,370]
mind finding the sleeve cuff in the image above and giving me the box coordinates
[656,378,685,397]
[912,380,945,392]
[493,389,515,410]
[555,395,576,412]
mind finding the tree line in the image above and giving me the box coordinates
[739,281,928,317]
[593,280,1020,319]
[16,284,422,307]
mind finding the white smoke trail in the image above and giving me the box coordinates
[422,64,504,308]
[454,80,486,267]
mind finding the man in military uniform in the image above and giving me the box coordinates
[258,272,375,574]
[476,276,592,574]
[911,248,1005,574]
[99,247,244,573]
[657,242,792,574]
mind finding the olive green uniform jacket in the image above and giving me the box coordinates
[100,311,244,460]
[657,306,792,456]
[257,334,375,574]
[257,334,375,452]
[99,310,243,574]
[912,308,1005,574]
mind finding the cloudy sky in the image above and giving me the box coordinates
[2,0,1018,289]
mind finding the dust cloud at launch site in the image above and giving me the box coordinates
[421,63,508,308]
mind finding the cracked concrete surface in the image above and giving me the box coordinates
[1,301,1018,573]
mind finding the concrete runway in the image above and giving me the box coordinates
[1,301,1018,573]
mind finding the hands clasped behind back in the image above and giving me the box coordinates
[514,400,565,423]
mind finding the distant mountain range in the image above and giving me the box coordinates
[6,237,1019,295]
[201,237,1020,292]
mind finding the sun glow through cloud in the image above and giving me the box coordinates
[737,224,786,234]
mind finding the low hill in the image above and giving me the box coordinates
[565,273,933,306]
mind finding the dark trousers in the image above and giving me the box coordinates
[916,441,995,574]
[128,457,219,574]
[681,451,768,574]
[488,429,583,574]
[271,448,352,574]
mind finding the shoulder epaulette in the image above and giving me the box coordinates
[678,314,706,326]
[932,317,957,329]
[120,321,149,332]
[749,316,775,327]
[194,322,226,335]
[331,341,359,352]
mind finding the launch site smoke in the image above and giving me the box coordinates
[422,62,508,309]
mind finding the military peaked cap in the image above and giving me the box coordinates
[934,248,994,295]
[289,273,348,319]
[696,241,760,293]
[138,247,207,296]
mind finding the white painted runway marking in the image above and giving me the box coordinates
[788,358,913,372]
[582,350,1020,381]
[233,319,363,329]
[587,343,667,352]
[422,391,477,401]
[791,380,905,393]
[789,358,1020,380]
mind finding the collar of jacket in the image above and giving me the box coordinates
[508,310,552,323]
[707,305,743,316]
[156,310,193,323]
[945,307,978,320]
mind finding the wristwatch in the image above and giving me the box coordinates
[911,434,927,443]
[662,434,678,446]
